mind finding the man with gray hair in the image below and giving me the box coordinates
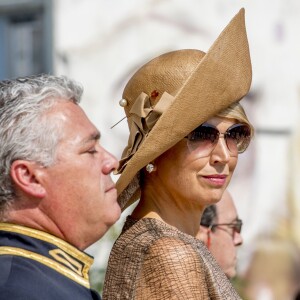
[0,74,121,299]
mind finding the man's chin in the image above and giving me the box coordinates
[108,204,122,224]
[226,268,236,279]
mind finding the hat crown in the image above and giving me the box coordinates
[123,50,206,114]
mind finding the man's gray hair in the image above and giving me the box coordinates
[0,74,83,216]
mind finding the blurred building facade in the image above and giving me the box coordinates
[1,0,300,298]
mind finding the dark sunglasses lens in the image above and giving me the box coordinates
[186,125,220,155]
[226,124,251,153]
[187,125,219,143]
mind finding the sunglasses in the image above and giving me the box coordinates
[186,123,251,156]
[210,218,243,238]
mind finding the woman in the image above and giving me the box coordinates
[103,9,253,300]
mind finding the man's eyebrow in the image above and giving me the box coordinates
[81,131,101,145]
[227,216,239,223]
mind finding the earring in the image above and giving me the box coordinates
[146,163,156,173]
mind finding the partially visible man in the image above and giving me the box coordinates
[197,190,243,279]
[0,74,121,299]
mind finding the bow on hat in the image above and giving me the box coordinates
[117,91,175,173]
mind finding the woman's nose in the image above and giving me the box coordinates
[209,137,231,164]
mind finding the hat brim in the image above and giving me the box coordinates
[117,8,252,210]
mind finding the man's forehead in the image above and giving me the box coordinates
[48,102,100,146]
[216,201,238,222]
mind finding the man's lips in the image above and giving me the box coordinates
[105,184,116,193]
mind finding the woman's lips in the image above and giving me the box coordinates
[202,174,227,186]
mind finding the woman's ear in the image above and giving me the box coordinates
[10,160,46,198]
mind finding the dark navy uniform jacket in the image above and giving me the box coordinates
[0,223,101,299]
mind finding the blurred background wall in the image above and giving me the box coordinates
[1,0,300,298]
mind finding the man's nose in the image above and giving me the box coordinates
[234,231,243,246]
[102,149,119,174]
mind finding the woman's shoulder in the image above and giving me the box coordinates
[146,234,201,268]
[111,217,200,258]
[122,217,203,260]
[136,231,210,299]
[120,217,201,246]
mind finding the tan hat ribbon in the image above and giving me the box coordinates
[117,91,175,173]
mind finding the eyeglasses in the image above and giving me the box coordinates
[210,218,243,238]
[186,123,251,157]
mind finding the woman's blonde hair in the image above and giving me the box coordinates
[217,102,254,137]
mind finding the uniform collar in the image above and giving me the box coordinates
[0,223,94,288]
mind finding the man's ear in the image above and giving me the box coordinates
[10,160,46,198]
[196,225,210,245]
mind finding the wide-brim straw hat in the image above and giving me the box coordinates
[116,8,252,211]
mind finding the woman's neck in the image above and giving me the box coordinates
[131,185,204,237]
